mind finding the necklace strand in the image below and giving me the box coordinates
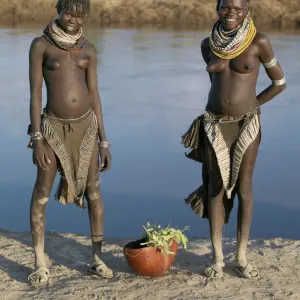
[51,19,83,45]
[209,17,257,60]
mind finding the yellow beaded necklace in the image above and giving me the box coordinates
[209,17,257,60]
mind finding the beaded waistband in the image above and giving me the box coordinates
[203,105,260,124]
[43,108,92,124]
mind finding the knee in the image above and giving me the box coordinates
[237,178,253,201]
[86,191,103,210]
[86,178,101,199]
[87,192,102,202]
[86,177,100,191]
[33,185,50,204]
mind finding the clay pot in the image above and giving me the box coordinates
[123,238,178,278]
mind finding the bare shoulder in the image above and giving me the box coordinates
[201,37,210,50]
[253,32,272,50]
[85,42,97,57]
[30,36,47,52]
[201,37,210,63]
[252,32,276,60]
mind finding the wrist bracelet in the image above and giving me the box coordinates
[31,136,44,142]
[30,132,44,142]
[98,141,111,148]
[30,132,43,140]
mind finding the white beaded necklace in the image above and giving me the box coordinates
[210,17,250,54]
[51,19,83,45]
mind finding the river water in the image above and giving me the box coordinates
[0,27,299,240]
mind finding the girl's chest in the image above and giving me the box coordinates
[43,47,89,71]
[207,45,260,74]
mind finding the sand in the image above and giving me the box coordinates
[0,0,299,29]
[1,229,299,300]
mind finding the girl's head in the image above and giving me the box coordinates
[216,0,249,31]
[56,0,90,34]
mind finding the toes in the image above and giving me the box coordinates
[204,266,222,278]
[250,269,259,278]
[204,268,213,277]
[98,267,113,277]
[28,268,49,285]
[31,275,44,283]
[235,264,260,279]
[89,261,113,278]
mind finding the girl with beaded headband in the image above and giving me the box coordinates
[27,0,113,286]
[182,0,286,280]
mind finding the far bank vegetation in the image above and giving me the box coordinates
[1,0,299,29]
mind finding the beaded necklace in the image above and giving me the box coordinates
[43,19,87,52]
[209,17,256,60]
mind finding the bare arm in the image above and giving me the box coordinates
[86,43,111,171]
[201,38,212,83]
[29,37,50,170]
[86,44,107,142]
[29,37,45,135]
[256,33,286,106]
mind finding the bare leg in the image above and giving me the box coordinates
[204,136,226,277]
[84,142,113,278]
[29,142,57,284]
[235,134,260,278]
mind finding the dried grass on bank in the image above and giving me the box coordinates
[0,0,299,28]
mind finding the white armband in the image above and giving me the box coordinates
[272,76,286,86]
[263,57,278,69]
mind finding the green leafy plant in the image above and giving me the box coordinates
[140,222,189,255]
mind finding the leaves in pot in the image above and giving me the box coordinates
[140,223,189,255]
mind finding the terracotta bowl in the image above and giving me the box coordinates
[123,238,178,278]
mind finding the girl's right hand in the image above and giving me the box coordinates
[32,140,51,170]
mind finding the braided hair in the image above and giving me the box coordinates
[56,0,90,14]
[216,0,250,12]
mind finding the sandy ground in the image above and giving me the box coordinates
[1,230,300,300]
